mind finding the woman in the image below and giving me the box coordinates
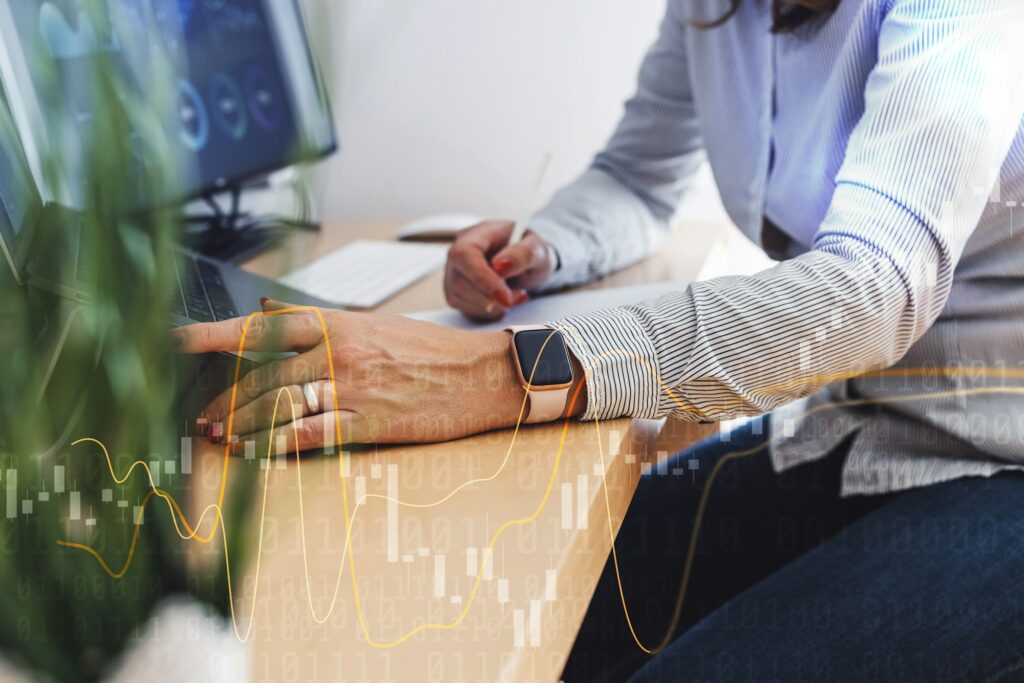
[177,0,1024,680]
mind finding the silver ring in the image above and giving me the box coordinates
[302,382,321,415]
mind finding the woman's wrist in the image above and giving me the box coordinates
[477,331,529,427]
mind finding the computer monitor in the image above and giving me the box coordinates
[0,86,43,281]
[0,0,336,209]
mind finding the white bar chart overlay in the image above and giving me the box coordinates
[576,474,589,530]
[528,599,542,647]
[6,469,16,519]
[433,554,446,598]
[180,437,192,475]
[561,482,573,530]
[387,464,398,562]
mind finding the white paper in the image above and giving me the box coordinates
[406,281,686,331]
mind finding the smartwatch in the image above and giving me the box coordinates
[505,324,575,424]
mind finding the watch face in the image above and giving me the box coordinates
[513,329,574,387]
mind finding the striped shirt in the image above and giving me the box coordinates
[529,0,1024,495]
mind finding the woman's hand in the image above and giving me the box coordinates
[172,299,532,453]
[444,221,555,321]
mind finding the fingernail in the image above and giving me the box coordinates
[259,296,269,306]
[513,290,530,305]
[492,257,511,275]
[493,289,512,307]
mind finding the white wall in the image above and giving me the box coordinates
[299,0,727,225]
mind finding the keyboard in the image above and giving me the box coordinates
[170,254,240,322]
[280,240,448,309]
[69,219,238,323]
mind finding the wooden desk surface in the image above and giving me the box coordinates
[195,220,719,682]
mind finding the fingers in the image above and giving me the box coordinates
[456,220,515,252]
[172,310,324,354]
[230,409,361,456]
[218,379,340,441]
[491,231,554,291]
[447,222,516,306]
[445,221,542,319]
[491,240,537,279]
[445,267,514,321]
[260,297,303,312]
[205,347,327,421]
[220,383,307,440]
[449,243,514,306]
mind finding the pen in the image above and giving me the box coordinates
[507,151,553,246]
[486,152,554,315]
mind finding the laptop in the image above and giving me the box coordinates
[0,105,333,448]
[0,96,335,424]
[0,113,329,333]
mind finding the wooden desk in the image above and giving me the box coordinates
[197,221,719,682]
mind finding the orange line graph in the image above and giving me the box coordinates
[54,307,1024,652]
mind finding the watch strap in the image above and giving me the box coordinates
[524,385,567,424]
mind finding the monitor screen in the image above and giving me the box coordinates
[0,0,336,208]
[0,88,37,238]
[0,86,40,278]
[0,126,34,239]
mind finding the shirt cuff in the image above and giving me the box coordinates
[552,305,665,421]
[526,214,593,292]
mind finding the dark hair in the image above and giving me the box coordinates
[696,0,841,33]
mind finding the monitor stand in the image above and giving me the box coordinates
[186,186,320,265]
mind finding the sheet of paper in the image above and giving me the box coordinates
[406,281,687,331]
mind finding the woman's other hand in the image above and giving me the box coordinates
[444,221,555,321]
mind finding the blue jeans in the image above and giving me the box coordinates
[562,420,1024,682]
